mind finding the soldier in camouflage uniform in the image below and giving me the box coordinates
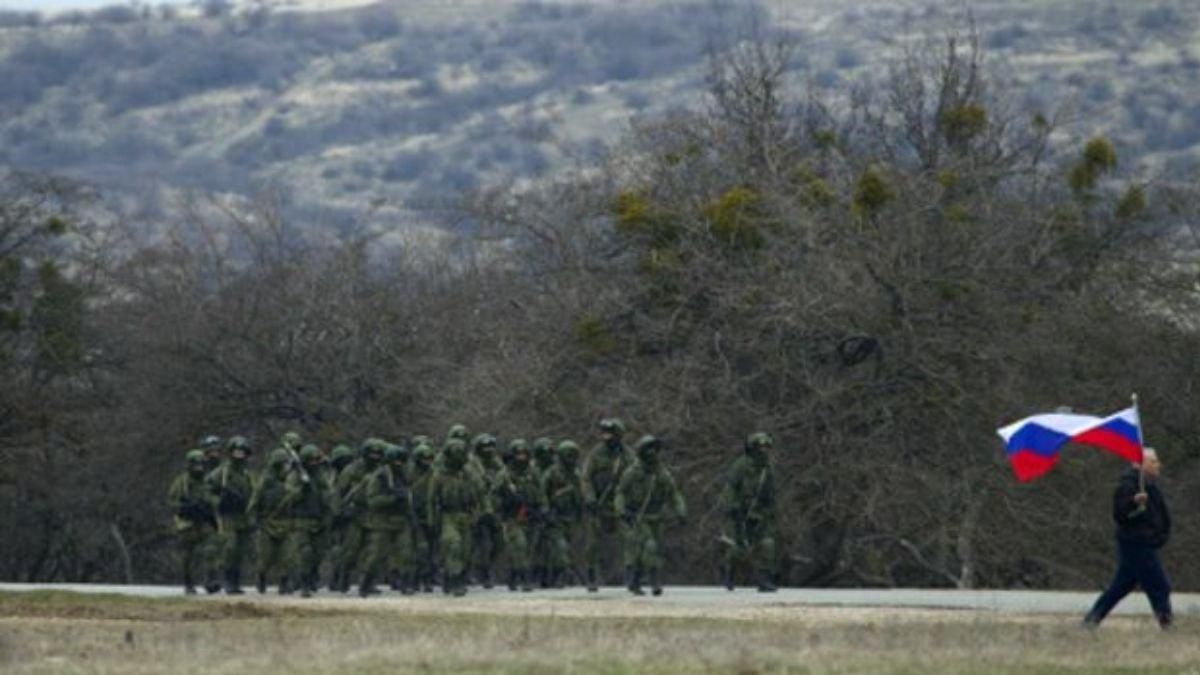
[428,438,481,596]
[205,436,255,594]
[614,435,687,596]
[168,449,219,595]
[360,445,417,596]
[468,433,505,589]
[248,447,291,594]
[330,439,384,592]
[384,442,414,591]
[285,444,333,598]
[409,442,439,592]
[199,435,223,473]
[719,432,778,592]
[541,439,586,589]
[530,437,556,587]
[497,439,543,592]
[582,418,635,591]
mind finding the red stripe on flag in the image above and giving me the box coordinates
[1072,428,1143,463]
[1008,451,1059,483]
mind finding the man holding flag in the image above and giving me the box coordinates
[1083,447,1173,630]
[997,399,1172,629]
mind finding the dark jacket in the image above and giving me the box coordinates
[1113,468,1170,549]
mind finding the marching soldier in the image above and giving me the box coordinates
[541,439,587,588]
[205,435,255,594]
[614,435,687,596]
[410,442,439,592]
[468,433,505,589]
[498,439,543,592]
[428,439,481,596]
[360,445,417,596]
[248,447,291,593]
[718,432,778,592]
[330,439,384,592]
[285,444,333,598]
[582,418,634,591]
[168,449,219,595]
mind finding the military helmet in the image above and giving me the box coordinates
[225,435,252,454]
[268,447,290,467]
[446,424,469,442]
[599,418,626,436]
[331,444,354,463]
[384,444,408,463]
[299,444,321,463]
[746,432,773,452]
[504,438,527,463]
[634,434,662,458]
[443,439,468,468]
[185,448,206,464]
[556,440,580,463]
[413,443,435,462]
[361,437,386,458]
[281,431,303,450]
[411,434,432,447]
[472,433,498,451]
[199,435,222,451]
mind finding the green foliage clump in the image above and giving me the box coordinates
[792,166,837,208]
[936,170,958,190]
[1068,136,1118,194]
[939,104,988,146]
[612,190,679,247]
[705,186,766,250]
[1114,184,1146,219]
[852,165,894,216]
[573,315,617,356]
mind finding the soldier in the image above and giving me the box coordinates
[330,439,384,592]
[248,447,291,594]
[497,439,542,592]
[330,444,355,474]
[614,435,687,596]
[428,439,481,596]
[409,442,439,592]
[468,433,505,589]
[360,445,418,596]
[530,437,556,587]
[719,432,778,592]
[168,449,219,595]
[206,435,255,594]
[199,435,223,473]
[285,444,333,598]
[582,418,635,591]
[541,439,587,589]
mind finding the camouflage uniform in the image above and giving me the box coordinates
[248,447,291,593]
[205,436,255,595]
[497,440,543,592]
[541,440,586,588]
[719,432,778,592]
[428,439,481,596]
[285,444,333,597]
[168,449,218,594]
[468,433,505,589]
[529,437,556,587]
[409,442,439,592]
[614,435,687,596]
[360,446,417,596]
[330,439,383,592]
[582,418,635,591]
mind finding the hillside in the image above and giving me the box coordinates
[0,0,1197,235]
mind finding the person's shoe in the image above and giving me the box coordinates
[452,574,468,597]
[756,572,777,593]
[480,568,493,590]
[300,588,312,598]
[204,581,222,595]
[519,570,533,592]
[279,576,292,595]
[586,567,599,593]
[1080,615,1100,631]
[625,566,644,596]
[184,585,197,595]
[256,574,268,594]
[721,565,735,591]
[1157,613,1173,631]
[507,571,518,592]
[649,569,662,596]
[225,570,244,595]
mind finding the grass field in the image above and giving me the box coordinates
[0,591,1196,674]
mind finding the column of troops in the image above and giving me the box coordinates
[168,418,780,597]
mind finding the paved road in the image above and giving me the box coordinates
[2,583,1197,616]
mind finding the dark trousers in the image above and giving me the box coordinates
[1086,538,1172,625]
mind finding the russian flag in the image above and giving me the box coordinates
[997,407,1143,482]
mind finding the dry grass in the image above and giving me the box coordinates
[0,591,1196,674]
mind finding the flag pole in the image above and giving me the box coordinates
[1133,392,1147,502]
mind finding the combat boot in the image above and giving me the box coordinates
[507,570,518,592]
[401,573,417,596]
[756,571,777,593]
[625,566,644,596]
[183,571,197,596]
[649,569,662,596]
[519,569,533,592]
[278,575,292,595]
[721,565,735,591]
[358,574,379,598]
[480,566,493,590]
[225,569,244,595]
[548,568,562,589]
[586,566,599,593]
[256,573,267,594]
[452,573,468,597]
